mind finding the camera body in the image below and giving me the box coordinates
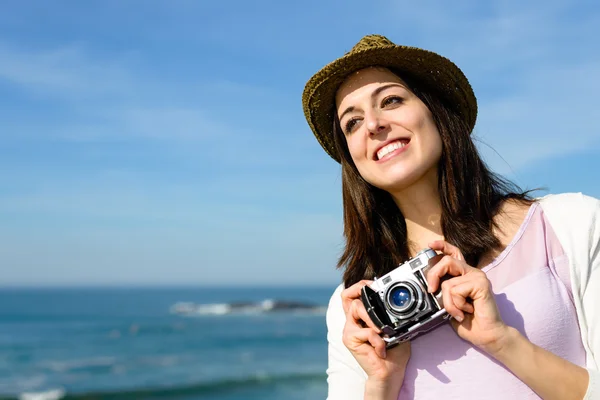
[360,248,451,348]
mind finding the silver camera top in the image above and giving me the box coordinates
[371,248,438,291]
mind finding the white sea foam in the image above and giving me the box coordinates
[169,299,326,316]
[19,388,65,400]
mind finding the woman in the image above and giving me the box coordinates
[301,35,599,399]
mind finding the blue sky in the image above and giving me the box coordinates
[1,0,599,286]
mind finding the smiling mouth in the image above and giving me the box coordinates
[375,139,410,160]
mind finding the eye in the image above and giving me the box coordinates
[344,117,361,134]
[381,95,403,108]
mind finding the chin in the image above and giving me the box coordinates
[368,169,430,193]
[371,176,413,192]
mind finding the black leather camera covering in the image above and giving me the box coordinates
[360,285,397,338]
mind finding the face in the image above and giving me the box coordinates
[335,67,443,193]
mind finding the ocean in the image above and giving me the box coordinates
[0,286,336,400]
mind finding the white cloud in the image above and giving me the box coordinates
[0,42,291,145]
[0,43,136,99]
[0,40,318,175]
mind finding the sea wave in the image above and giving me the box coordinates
[0,372,326,400]
[38,356,117,374]
[17,389,65,400]
[169,299,327,316]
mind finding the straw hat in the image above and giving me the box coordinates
[302,34,477,163]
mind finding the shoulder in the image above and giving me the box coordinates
[538,192,600,226]
[537,192,600,279]
[538,192,600,211]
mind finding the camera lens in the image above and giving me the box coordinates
[387,283,417,315]
[391,287,411,308]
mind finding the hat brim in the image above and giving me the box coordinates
[302,44,477,163]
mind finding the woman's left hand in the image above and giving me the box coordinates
[425,240,510,356]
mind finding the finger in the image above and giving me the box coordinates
[341,280,373,313]
[449,315,470,333]
[441,280,465,322]
[349,327,387,359]
[428,240,465,261]
[349,299,381,333]
[426,256,468,293]
[452,293,475,314]
[443,275,476,314]
[450,275,491,304]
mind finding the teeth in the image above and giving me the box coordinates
[377,140,406,160]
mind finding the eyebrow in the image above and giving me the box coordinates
[338,83,406,121]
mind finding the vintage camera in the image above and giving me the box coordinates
[361,248,451,348]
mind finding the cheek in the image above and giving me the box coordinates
[416,114,442,153]
[345,136,366,163]
[345,137,375,181]
[412,109,432,132]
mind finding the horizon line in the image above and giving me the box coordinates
[0,282,342,290]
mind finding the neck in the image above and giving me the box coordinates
[389,171,444,255]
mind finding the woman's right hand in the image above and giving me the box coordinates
[341,280,411,389]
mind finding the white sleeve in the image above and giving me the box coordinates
[582,194,600,399]
[326,284,368,400]
[543,193,600,399]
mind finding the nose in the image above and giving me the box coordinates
[365,111,389,135]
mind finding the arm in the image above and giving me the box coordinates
[491,326,589,400]
[326,285,367,400]
[579,194,600,399]
[427,239,595,400]
[493,193,600,400]
[542,193,600,399]
[326,283,410,400]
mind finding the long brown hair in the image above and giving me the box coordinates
[333,69,535,288]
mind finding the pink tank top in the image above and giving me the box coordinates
[398,203,586,399]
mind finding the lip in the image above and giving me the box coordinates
[373,138,411,162]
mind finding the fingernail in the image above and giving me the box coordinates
[381,348,387,359]
[455,315,464,322]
